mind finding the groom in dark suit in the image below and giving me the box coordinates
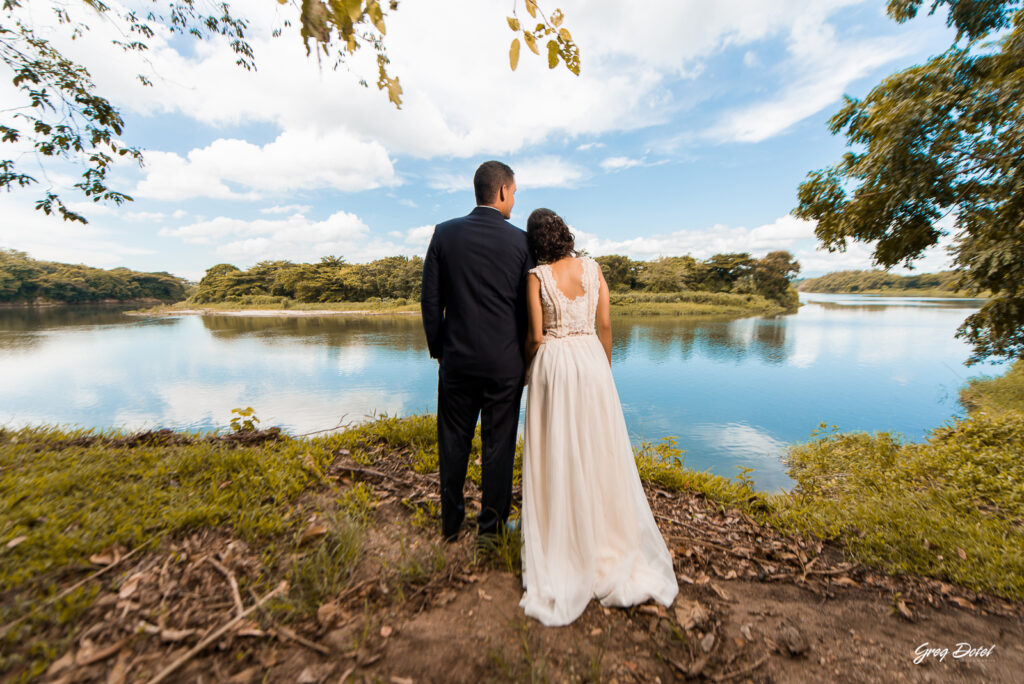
[421,161,536,541]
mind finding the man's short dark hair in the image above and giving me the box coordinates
[474,161,515,205]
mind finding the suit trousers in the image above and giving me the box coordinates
[437,366,524,540]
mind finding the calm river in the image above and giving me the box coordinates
[0,294,1007,492]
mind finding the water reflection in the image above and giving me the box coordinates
[0,296,1008,493]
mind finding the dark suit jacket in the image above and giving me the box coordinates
[421,206,536,377]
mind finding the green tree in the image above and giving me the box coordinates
[751,251,800,301]
[794,0,1024,362]
[1,1,578,223]
[595,254,641,291]
[701,253,754,292]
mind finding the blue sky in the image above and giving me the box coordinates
[0,0,960,281]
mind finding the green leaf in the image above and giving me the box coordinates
[509,38,521,71]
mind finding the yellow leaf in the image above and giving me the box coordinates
[509,38,520,70]
[559,27,572,42]
[385,76,403,107]
[547,39,559,69]
[524,32,539,55]
[345,0,363,23]
[367,0,386,34]
[525,0,538,19]
[551,9,564,27]
[507,16,520,32]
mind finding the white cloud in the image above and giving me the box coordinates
[122,211,167,222]
[600,156,645,172]
[401,225,436,250]
[577,142,606,151]
[574,213,955,275]
[514,156,587,189]
[707,12,914,143]
[135,128,396,201]
[160,210,429,265]
[261,204,312,215]
[574,215,817,260]
[428,156,586,194]
[0,194,155,267]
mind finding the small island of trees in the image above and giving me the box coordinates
[797,270,977,297]
[189,250,802,312]
[0,249,188,304]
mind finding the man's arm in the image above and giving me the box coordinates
[420,229,444,360]
[516,244,537,363]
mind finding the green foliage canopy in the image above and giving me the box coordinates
[595,251,800,306]
[0,248,187,303]
[794,0,1024,362]
[191,254,425,304]
[798,269,964,294]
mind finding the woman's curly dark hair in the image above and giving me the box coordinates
[527,208,577,263]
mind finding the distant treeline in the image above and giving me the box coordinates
[797,269,964,294]
[192,256,423,304]
[0,249,188,304]
[192,250,801,307]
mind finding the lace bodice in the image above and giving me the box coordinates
[529,256,601,339]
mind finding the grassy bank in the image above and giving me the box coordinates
[3,362,1022,678]
[140,297,420,314]
[802,287,985,298]
[608,290,796,317]
[138,290,796,318]
[3,388,1020,604]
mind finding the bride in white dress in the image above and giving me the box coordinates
[519,208,679,627]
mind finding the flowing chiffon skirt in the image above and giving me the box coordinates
[519,333,679,627]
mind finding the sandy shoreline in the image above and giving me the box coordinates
[130,308,420,317]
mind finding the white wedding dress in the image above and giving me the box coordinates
[519,256,679,627]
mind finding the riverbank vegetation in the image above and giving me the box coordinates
[797,269,980,297]
[0,250,187,305]
[2,361,1022,679]
[181,250,801,315]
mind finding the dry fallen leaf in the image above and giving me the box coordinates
[317,601,341,627]
[700,632,715,653]
[380,625,393,638]
[957,546,967,560]
[44,650,74,677]
[674,599,709,631]
[477,588,492,601]
[118,573,143,599]
[896,598,914,621]
[951,596,974,610]
[589,627,602,637]
[5,535,26,549]
[834,576,859,588]
[89,546,120,566]
[709,582,732,602]
[160,627,197,642]
[299,523,328,545]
